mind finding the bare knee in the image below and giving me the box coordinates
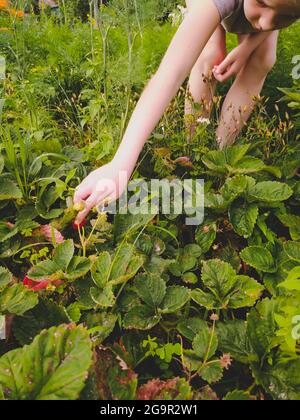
[192,47,227,78]
[248,47,277,75]
[191,25,227,78]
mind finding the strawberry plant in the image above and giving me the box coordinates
[0,3,299,401]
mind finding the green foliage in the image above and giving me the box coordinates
[28,240,92,282]
[0,325,93,400]
[0,3,299,401]
[123,274,190,329]
[191,259,263,310]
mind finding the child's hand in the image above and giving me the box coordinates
[213,44,250,83]
[73,160,132,225]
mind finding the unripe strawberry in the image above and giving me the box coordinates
[74,202,85,212]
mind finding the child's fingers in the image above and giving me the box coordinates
[75,191,99,224]
[214,66,234,83]
[214,55,233,75]
[74,182,92,204]
[75,189,113,224]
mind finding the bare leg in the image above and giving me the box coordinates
[216,30,279,149]
[184,22,226,141]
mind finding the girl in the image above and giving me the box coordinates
[74,0,300,225]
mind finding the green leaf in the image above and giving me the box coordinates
[200,361,223,384]
[114,212,156,243]
[160,286,190,314]
[195,223,217,253]
[182,272,198,284]
[134,274,166,309]
[66,303,81,323]
[191,289,219,310]
[232,157,265,174]
[225,145,251,166]
[221,175,252,202]
[110,245,144,286]
[247,299,279,359]
[53,240,74,270]
[0,267,12,289]
[202,150,227,173]
[0,179,22,201]
[229,203,259,238]
[202,259,236,296]
[202,145,251,174]
[13,300,70,345]
[192,260,262,310]
[90,284,115,308]
[252,358,300,400]
[74,277,96,310]
[177,317,207,341]
[0,284,38,316]
[240,246,277,273]
[27,260,63,281]
[169,250,197,276]
[217,320,254,364]
[91,252,111,288]
[184,244,203,258]
[248,181,293,203]
[228,275,264,309]
[0,325,92,400]
[192,326,218,360]
[223,390,252,400]
[123,305,160,330]
[0,222,18,243]
[274,304,300,352]
[0,157,4,176]
[205,193,228,211]
[283,241,300,263]
[182,349,203,372]
[278,266,300,291]
[66,256,92,281]
[276,213,300,241]
[85,312,117,344]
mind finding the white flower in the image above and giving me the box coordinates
[169,5,188,26]
[177,5,188,16]
[197,117,211,125]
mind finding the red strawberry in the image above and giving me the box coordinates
[31,281,50,292]
[23,276,36,288]
[72,219,87,230]
[23,276,63,292]
[39,224,64,244]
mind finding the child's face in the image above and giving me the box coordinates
[244,0,299,31]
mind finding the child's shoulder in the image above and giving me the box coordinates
[212,0,242,20]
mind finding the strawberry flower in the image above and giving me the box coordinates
[220,353,232,370]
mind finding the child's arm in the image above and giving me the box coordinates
[74,0,220,224]
[213,31,274,82]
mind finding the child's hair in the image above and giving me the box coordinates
[289,0,300,14]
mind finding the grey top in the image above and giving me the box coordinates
[213,0,260,34]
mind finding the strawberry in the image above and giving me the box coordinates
[39,224,64,244]
[23,276,63,292]
[73,202,86,212]
[72,219,87,230]
[23,276,35,288]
